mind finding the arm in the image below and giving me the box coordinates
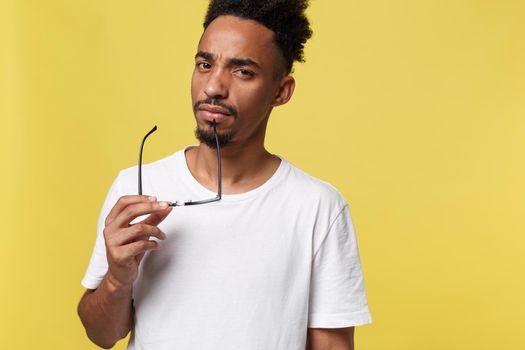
[77,195,172,348]
[77,277,133,348]
[306,327,355,350]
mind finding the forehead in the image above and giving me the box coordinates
[198,15,280,67]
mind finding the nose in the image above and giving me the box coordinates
[204,69,228,99]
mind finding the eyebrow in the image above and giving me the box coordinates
[195,51,213,60]
[195,51,261,69]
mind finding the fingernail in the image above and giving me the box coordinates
[160,231,167,239]
[158,201,169,209]
[148,196,157,202]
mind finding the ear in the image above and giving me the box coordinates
[271,76,296,107]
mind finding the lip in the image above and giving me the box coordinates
[197,104,233,123]
[198,104,232,115]
[197,110,231,123]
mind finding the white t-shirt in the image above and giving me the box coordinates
[82,147,372,350]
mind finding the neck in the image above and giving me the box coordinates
[185,137,280,195]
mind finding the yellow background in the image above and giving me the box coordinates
[1,0,524,349]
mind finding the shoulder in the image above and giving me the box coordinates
[279,157,348,211]
[113,148,186,193]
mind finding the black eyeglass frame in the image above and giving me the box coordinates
[138,123,222,207]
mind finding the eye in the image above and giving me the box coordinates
[235,68,254,78]
[196,62,211,70]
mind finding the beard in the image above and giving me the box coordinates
[194,125,233,149]
[192,98,237,149]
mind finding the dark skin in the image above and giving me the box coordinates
[77,196,172,348]
[186,15,295,194]
[78,15,354,349]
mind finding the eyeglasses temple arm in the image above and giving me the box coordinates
[213,120,222,199]
[169,121,221,207]
[138,125,158,195]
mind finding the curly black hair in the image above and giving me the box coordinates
[203,0,312,75]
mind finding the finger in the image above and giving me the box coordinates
[135,252,146,264]
[125,239,160,257]
[110,201,170,229]
[111,240,159,266]
[105,195,156,226]
[109,224,166,246]
[139,207,173,226]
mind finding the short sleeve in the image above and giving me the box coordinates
[80,174,121,290]
[308,204,372,328]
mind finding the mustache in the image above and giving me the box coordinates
[193,98,237,117]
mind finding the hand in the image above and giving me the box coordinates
[102,195,172,288]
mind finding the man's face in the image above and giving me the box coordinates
[191,15,290,148]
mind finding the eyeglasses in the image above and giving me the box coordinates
[138,123,222,207]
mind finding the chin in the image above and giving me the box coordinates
[194,126,234,149]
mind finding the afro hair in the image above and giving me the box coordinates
[203,0,313,74]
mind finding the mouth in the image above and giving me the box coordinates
[197,104,233,123]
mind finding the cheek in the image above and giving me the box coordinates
[235,83,275,113]
[190,71,204,100]
[190,73,198,97]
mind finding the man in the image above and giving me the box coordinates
[78,1,372,349]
